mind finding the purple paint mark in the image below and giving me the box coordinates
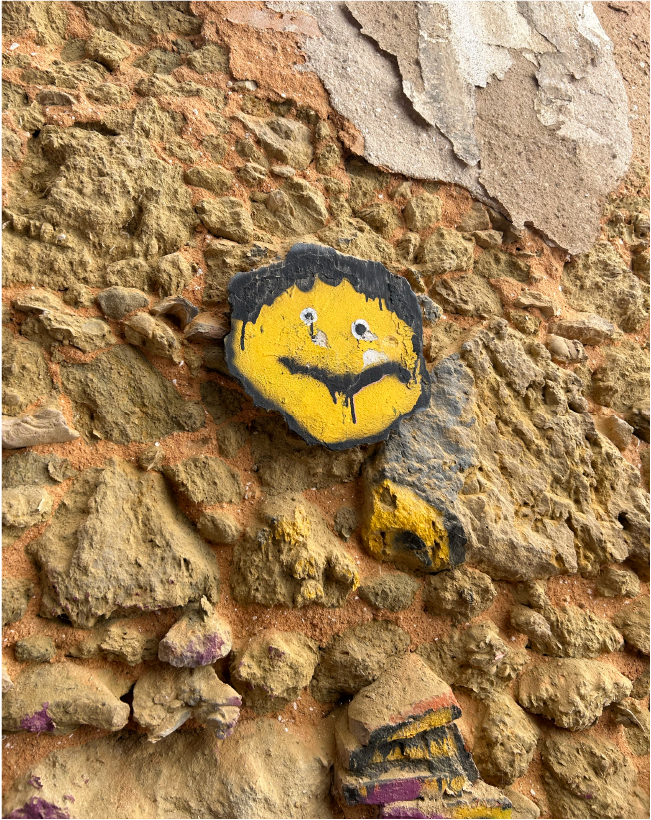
[6,798,69,819]
[27,777,43,790]
[159,633,227,667]
[361,778,424,805]
[20,704,55,734]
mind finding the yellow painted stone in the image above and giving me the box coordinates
[386,706,455,742]
[363,478,451,573]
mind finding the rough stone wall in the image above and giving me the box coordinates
[1,2,649,818]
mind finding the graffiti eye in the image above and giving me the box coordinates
[300,308,317,326]
[352,319,377,341]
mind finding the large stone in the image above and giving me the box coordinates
[133,665,240,742]
[475,249,530,282]
[196,197,254,244]
[60,345,204,444]
[431,273,503,318]
[252,178,328,237]
[562,242,649,331]
[510,602,623,658]
[158,599,232,668]
[597,565,641,599]
[310,620,410,702]
[471,694,539,787]
[163,456,243,505]
[231,494,358,608]
[403,193,442,232]
[614,597,650,654]
[97,286,149,319]
[546,335,587,364]
[423,566,496,624]
[2,486,53,529]
[591,340,650,415]
[541,731,646,819]
[85,28,131,71]
[123,313,183,362]
[2,334,53,416]
[2,408,80,449]
[3,663,130,735]
[27,460,221,628]
[601,415,634,451]
[318,217,395,265]
[14,636,56,664]
[517,659,632,731]
[184,165,234,195]
[203,239,279,304]
[2,578,34,626]
[550,313,618,346]
[356,203,400,239]
[187,43,229,73]
[358,574,419,612]
[235,114,313,170]
[68,620,159,666]
[231,630,319,712]
[417,227,474,274]
[513,289,558,318]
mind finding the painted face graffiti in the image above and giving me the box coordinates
[225,244,431,449]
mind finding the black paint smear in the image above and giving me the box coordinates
[229,243,426,361]
[278,357,412,424]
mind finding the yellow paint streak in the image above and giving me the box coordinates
[270,505,311,544]
[363,480,450,571]
[230,279,425,446]
[387,707,454,742]
[453,808,511,819]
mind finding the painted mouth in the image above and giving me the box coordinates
[278,356,413,424]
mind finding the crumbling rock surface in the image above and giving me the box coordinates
[423,566,496,625]
[613,596,650,654]
[358,573,419,612]
[517,658,632,731]
[68,620,159,666]
[231,629,319,712]
[158,599,233,668]
[133,665,240,742]
[310,620,410,703]
[3,663,130,735]
[2,408,80,450]
[231,494,358,608]
[163,455,244,506]
[2,334,53,417]
[28,460,221,628]
[2,579,34,627]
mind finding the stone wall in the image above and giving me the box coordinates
[2,2,649,818]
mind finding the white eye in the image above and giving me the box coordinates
[300,308,317,326]
[351,319,377,341]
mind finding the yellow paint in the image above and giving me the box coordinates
[270,505,311,545]
[363,479,451,572]
[387,707,454,742]
[452,807,511,819]
[229,278,426,446]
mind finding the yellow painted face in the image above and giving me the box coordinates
[225,244,430,449]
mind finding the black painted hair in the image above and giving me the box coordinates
[228,243,425,356]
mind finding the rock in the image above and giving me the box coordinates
[184,313,228,342]
[550,314,618,345]
[563,242,649,331]
[97,286,149,319]
[231,494,359,608]
[510,310,541,335]
[200,381,245,425]
[203,238,279,303]
[154,253,193,297]
[517,659,632,730]
[475,249,530,282]
[252,178,328,237]
[184,165,234,195]
[601,415,634,451]
[541,731,646,819]
[631,670,650,700]
[2,663,130,734]
[3,452,75,488]
[396,231,420,263]
[248,416,364,494]
[187,43,229,74]
[231,630,319,712]
[158,599,232,668]
[60,345,204,444]
[472,229,503,249]
[318,216,395,265]
[632,249,650,281]
[2,579,34,626]
[415,293,442,326]
[377,782,511,818]
[235,114,313,170]
[503,789,541,820]
[19,302,117,353]
[133,665,240,741]
[3,409,80,449]
[402,193,441,232]
[137,443,164,472]
[333,507,358,541]
[86,82,131,104]
[597,565,641,599]
[641,448,650,492]
[133,47,182,75]
[427,319,467,363]
[2,334,53,417]
[417,227,474,274]
[513,290,558,318]
[62,282,94,309]
[431,273,503,318]
[611,697,650,756]
[591,341,650,415]
[509,603,623,658]
[356,203,400,239]
[458,203,491,233]
[362,355,473,573]
[198,511,242,545]
[359,574,419,612]
[310,621,410,702]
[14,636,56,664]
[315,142,340,173]
[85,28,130,71]
[546,334,587,363]
[423,566,496,624]
[28,460,221,628]
[2,720,332,819]
[628,403,650,443]
[103,258,153,292]
[68,620,159,666]
[2,486,52,529]
[613,597,650,654]
[270,163,296,177]
[472,693,539,787]
[418,621,527,696]
[238,161,268,185]
[151,296,198,329]
[123,313,183,362]
[215,422,248,458]
[163,456,243,505]
[35,90,77,107]
[196,197,254,244]
[3,664,13,695]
